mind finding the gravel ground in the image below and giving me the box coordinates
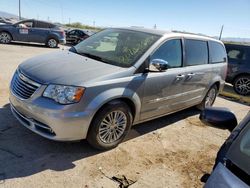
[0,42,249,188]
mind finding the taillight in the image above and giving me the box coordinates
[60,31,65,37]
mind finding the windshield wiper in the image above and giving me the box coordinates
[80,52,112,64]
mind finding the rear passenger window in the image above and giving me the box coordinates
[226,47,246,61]
[151,39,182,68]
[209,41,227,63]
[35,21,49,28]
[185,39,208,66]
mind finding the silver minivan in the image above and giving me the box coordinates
[9,28,227,150]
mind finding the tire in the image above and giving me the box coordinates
[46,38,58,48]
[197,85,218,110]
[233,75,250,96]
[87,101,133,150]
[0,32,12,44]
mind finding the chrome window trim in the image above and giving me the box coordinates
[18,72,41,88]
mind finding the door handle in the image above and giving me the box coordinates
[176,74,185,80]
[187,73,195,76]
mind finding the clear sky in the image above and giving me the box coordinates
[0,0,249,37]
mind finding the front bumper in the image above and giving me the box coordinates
[9,87,92,141]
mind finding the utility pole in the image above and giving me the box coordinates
[93,20,95,27]
[19,0,21,20]
[219,25,224,40]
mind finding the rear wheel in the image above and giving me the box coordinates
[46,38,58,48]
[197,85,218,110]
[87,101,132,150]
[0,32,12,44]
[233,75,250,96]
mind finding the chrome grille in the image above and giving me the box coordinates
[11,72,40,99]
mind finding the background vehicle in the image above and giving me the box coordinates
[66,29,90,44]
[0,19,66,48]
[0,17,14,24]
[200,107,250,187]
[224,43,250,96]
[9,28,227,150]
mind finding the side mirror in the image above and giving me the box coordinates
[199,107,238,132]
[149,59,168,72]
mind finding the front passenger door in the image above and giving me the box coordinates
[15,20,34,42]
[140,39,187,120]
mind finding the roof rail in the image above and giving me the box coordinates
[171,30,211,37]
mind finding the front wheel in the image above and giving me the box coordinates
[0,32,12,44]
[87,101,132,150]
[197,85,218,110]
[233,75,250,96]
[46,38,58,48]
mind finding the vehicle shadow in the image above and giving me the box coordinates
[126,107,200,140]
[0,103,199,181]
[4,42,60,49]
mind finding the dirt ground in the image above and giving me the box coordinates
[0,42,249,188]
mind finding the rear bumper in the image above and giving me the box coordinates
[58,39,66,45]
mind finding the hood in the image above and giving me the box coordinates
[19,50,125,86]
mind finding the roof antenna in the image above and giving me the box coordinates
[219,25,224,40]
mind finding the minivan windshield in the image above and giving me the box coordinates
[71,29,160,67]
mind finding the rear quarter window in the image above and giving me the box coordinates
[226,45,248,61]
[209,41,227,63]
[35,21,56,29]
[35,21,50,28]
[185,39,208,66]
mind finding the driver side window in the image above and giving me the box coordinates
[18,21,33,28]
[151,39,182,68]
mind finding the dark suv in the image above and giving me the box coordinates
[225,43,250,95]
[0,19,66,48]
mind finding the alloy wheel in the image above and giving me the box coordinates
[205,88,216,107]
[234,77,250,95]
[0,32,11,43]
[98,110,127,144]
[47,39,57,48]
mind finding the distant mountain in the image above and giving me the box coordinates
[0,11,18,19]
[222,37,250,43]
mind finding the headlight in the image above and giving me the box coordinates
[43,85,85,104]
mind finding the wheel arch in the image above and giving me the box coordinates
[45,34,59,43]
[85,97,137,139]
[232,73,250,84]
[91,97,137,124]
[0,30,13,40]
[82,87,141,139]
[213,81,220,91]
